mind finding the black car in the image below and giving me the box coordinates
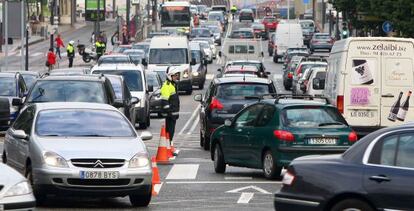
[190,44,208,89]
[239,9,254,22]
[147,71,163,116]
[194,77,276,150]
[105,75,139,122]
[274,124,414,211]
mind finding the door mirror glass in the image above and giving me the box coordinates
[112,99,124,108]
[194,94,202,102]
[140,131,153,141]
[131,97,139,105]
[12,98,22,106]
[11,129,28,140]
[148,85,154,92]
[224,119,232,127]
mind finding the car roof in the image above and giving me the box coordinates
[229,60,262,64]
[35,102,118,111]
[214,76,271,84]
[0,72,18,77]
[4,71,40,76]
[39,75,106,81]
[92,64,143,71]
[100,54,130,58]
[262,98,330,107]
[123,49,145,53]
[225,65,258,72]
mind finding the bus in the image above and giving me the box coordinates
[160,1,192,35]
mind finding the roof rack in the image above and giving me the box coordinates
[274,94,330,104]
[302,56,327,62]
[244,93,278,101]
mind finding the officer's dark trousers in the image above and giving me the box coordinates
[68,57,74,67]
[166,116,176,142]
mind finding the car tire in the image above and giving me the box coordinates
[26,164,46,205]
[203,134,210,151]
[331,199,374,211]
[200,130,204,147]
[262,150,281,179]
[213,144,226,173]
[138,116,149,129]
[273,56,278,63]
[129,188,152,207]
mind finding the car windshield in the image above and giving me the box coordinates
[22,75,37,88]
[0,77,17,96]
[252,24,265,30]
[146,74,161,88]
[191,28,211,37]
[36,109,135,137]
[230,62,261,70]
[92,70,143,92]
[216,83,270,100]
[98,57,130,65]
[231,31,254,38]
[191,50,202,63]
[282,107,347,128]
[106,77,123,99]
[28,81,106,103]
[132,44,149,54]
[149,48,188,64]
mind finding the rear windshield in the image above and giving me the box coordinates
[28,81,106,103]
[98,57,130,65]
[92,70,143,91]
[229,45,255,54]
[216,83,271,100]
[315,72,326,79]
[0,77,16,96]
[282,107,348,128]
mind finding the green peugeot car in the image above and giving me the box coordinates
[210,95,358,179]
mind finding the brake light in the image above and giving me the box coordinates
[348,131,358,142]
[282,170,295,186]
[210,97,223,111]
[287,72,293,79]
[337,95,344,113]
[274,130,295,142]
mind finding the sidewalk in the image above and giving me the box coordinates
[0,21,87,57]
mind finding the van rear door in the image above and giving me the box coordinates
[380,40,414,126]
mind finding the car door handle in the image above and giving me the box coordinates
[369,175,391,183]
[381,94,394,98]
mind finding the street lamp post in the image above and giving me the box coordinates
[50,0,56,50]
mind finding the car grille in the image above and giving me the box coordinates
[67,179,130,186]
[71,159,125,168]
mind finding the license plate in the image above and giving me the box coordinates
[350,110,375,118]
[307,138,337,145]
[80,171,119,179]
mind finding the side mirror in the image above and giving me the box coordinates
[11,129,28,140]
[190,58,197,66]
[148,85,154,92]
[224,119,232,127]
[130,97,139,105]
[194,94,202,102]
[112,99,124,108]
[218,51,222,57]
[217,68,222,72]
[12,98,22,106]
[142,58,148,66]
[140,131,153,141]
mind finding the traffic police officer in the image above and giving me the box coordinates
[230,5,237,19]
[67,40,75,68]
[161,67,181,143]
[95,37,106,59]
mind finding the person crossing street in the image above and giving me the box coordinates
[55,34,65,59]
[66,40,75,68]
[160,67,181,144]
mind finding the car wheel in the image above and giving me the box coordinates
[213,144,226,173]
[146,114,150,127]
[26,164,46,205]
[203,133,210,150]
[129,188,152,207]
[273,56,278,63]
[262,150,281,179]
[331,199,374,211]
[138,118,148,129]
[200,130,204,147]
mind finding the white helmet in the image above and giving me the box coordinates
[166,66,180,81]
[69,40,75,45]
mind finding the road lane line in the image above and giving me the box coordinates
[166,164,199,180]
[178,104,200,135]
[225,177,253,180]
[237,193,254,204]
[166,181,282,184]
[187,116,199,135]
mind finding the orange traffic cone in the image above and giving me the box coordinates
[156,125,169,163]
[151,156,161,196]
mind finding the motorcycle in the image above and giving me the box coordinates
[77,41,98,63]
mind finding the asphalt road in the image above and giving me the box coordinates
[0,20,329,210]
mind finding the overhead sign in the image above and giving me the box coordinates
[382,21,393,33]
[85,0,106,22]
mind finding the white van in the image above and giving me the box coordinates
[219,39,264,65]
[324,37,414,135]
[273,23,304,63]
[148,36,196,95]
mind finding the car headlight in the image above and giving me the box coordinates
[4,181,32,197]
[192,72,199,76]
[129,153,149,168]
[43,151,68,168]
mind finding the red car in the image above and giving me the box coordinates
[262,16,278,32]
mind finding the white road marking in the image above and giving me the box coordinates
[178,104,200,135]
[154,182,163,195]
[226,186,271,194]
[206,73,215,80]
[187,116,199,135]
[31,52,43,57]
[273,74,283,80]
[237,193,254,204]
[166,164,199,180]
[167,181,282,184]
[224,177,253,180]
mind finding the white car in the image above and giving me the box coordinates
[305,67,327,96]
[193,40,213,63]
[193,38,216,58]
[0,163,36,210]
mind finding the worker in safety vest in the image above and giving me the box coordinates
[95,37,106,59]
[160,67,181,143]
[230,5,237,19]
[66,40,75,68]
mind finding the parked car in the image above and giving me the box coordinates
[194,76,277,150]
[0,72,28,131]
[2,102,153,206]
[0,163,36,210]
[304,67,327,96]
[239,9,254,22]
[210,95,358,179]
[275,124,414,210]
[91,64,151,129]
[310,33,335,52]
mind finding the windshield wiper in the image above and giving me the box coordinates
[318,122,346,127]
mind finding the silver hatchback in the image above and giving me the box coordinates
[2,102,153,207]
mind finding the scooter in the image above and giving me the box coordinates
[77,41,98,63]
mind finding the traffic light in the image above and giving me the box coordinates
[341,21,349,39]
